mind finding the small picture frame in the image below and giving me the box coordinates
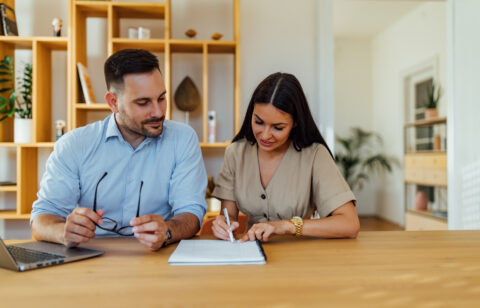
[0,3,18,36]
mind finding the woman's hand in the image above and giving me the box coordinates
[240,220,295,242]
[211,215,240,241]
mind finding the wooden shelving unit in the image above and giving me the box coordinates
[404,116,448,230]
[0,0,240,220]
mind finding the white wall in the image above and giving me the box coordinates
[371,2,446,225]
[1,0,334,238]
[447,0,480,230]
[334,38,375,215]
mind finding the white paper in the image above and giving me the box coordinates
[168,240,266,265]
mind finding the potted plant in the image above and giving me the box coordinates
[424,81,442,120]
[335,127,398,191]
[205,175,221,212]
[0,56,33,143]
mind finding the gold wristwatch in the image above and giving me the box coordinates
[290,216,303,236]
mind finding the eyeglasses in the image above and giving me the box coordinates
[93,172,143,236]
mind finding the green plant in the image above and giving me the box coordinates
[335,127,398,191]
[0,56,32,121]
[425,81,442,109]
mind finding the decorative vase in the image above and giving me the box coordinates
[424,108,438,120]
[14,118,33,144]
[415,191,428,211]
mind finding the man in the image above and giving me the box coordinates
[31,49,207,251]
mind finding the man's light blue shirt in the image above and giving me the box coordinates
[31,114,207,237]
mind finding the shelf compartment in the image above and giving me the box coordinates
[404,117,447,127]
[404,152,447,186]
[112,38,165,52]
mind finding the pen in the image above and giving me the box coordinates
[223,208,235,243]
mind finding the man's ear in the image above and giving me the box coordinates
[105,91,119,113]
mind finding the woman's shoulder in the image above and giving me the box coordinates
[224,138,255,163]
[296,142,330,157]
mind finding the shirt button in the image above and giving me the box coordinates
[261,194,266,199]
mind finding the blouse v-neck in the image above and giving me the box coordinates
[254,141,292,191]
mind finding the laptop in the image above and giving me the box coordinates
[0,237,104,272]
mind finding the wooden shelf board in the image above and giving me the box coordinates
[170,40,236,53]
[207,41,236,54]
[405,179,447,187]
[200,142,231,148]
[0,36,33,48]
[36,37,68,50]
[112,38,165,52]
[0,142,17,147]
[405,117,447,127]
[405,150,446,154]
[0,185,17,192]
[406,209,448,222]
[76,103,110,110]
[0,210,30,220]
[113,2,165,19]
[0,36,68,50]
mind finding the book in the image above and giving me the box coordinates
[168,239,267,266]
[0,3,18,36]
[77,63,96,104]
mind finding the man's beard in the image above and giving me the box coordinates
[118,111,165,138]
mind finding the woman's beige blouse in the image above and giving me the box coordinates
[212,139,356,228]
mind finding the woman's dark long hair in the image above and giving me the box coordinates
[233,72,333,157]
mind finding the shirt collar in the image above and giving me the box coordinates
[105,113,166,146]
[105,114,123,141]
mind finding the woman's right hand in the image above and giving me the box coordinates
[211,215,239,241]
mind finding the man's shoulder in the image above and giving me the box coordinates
[163,120,196,139]
[55,118,106,151]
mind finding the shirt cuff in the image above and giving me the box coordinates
[318,190,357,218]
[212,186,235,202]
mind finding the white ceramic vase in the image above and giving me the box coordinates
[14,118,33,144]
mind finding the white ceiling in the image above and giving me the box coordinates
[334,0,424,38]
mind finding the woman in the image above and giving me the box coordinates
[212,73,360,242]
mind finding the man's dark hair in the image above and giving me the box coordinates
[233,72,333,158]
[104,49,161,90]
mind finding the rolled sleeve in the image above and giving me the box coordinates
[212,144,236,202]
[312,145,356,217]
[30,133,81,224]
[168,128,208,225]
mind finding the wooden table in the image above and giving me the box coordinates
[2,231,480,307]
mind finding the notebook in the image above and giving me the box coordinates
[168,239,266,265]
[0,236,104,272]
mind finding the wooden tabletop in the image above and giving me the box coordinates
[2,231,480,307]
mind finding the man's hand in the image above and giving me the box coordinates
[130,215,169,251]
[63,208,104,247]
